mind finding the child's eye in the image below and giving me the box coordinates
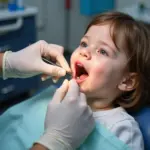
[80,41,88,48]
[97,49,108,56]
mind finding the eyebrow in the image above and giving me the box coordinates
[83,35,117,55]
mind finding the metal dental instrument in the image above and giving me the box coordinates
[42,57,72,77]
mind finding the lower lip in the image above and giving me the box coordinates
[74,75,88,84]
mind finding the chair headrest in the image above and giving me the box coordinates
[132,107,150,150]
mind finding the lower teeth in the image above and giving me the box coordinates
[77,77,80,79]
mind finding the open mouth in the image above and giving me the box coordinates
[75,61,88,82]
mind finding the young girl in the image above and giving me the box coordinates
[70,11,150,150]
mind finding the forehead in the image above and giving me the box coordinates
[86,24,111,36]
[85,25,115,48]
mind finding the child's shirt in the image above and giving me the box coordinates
[93,107,144,150]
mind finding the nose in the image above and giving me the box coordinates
[79,48,91,60]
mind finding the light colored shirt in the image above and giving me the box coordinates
[93,107,144,150]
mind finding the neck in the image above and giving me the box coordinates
[87,97,114,111]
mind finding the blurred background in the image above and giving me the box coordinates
[0,0,150,113]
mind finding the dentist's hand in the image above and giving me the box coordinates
[2,40,70,79]
[37,79,95,150]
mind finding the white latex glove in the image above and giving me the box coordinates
[37,79,95,150]
[2,40,70,79]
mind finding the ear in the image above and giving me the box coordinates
[118,73,137,92]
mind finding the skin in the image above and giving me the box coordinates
[71,25,135,111]
[0,53,4,75]
[31,144,48,150]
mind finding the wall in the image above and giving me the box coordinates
[68,0,91,51]
[24,0,49,41]
[25,0,67,46]
[24,0,90,52]
[116,0,135,8]
[25,0,150,52]
[117,0,150,8]
[46,0,65,46]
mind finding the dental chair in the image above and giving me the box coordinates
[132,107,150,150]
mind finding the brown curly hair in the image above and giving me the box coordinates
[85,11,150,112]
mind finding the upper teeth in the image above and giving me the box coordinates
[77,63,82,67]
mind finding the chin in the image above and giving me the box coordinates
[79,87,86,93]
[78,84,92,95]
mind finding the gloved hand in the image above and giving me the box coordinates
[37,79,95,150]
[2,40,70,79]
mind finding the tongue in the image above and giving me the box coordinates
[79,74,88,80]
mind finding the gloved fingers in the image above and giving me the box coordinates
[42,45,63,63]
[41,74,51,81]
[51,79,69,104]
[51,76,60,83]
[42,43,71,73]
[87,108,95,129]
[47,44,70,71]
[55,53,71,73]
[48,44,64,53]
[41,74,60,83]
[79,92,87,105]
[40,42,63,60]
[81,105,94,129]
[79,93,91,116]
[83,113,95,135]
[62,79,80,104]
[40,61,66,77]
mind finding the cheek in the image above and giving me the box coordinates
[89,62,115,88]
[70,51,77,69]
[70,55,74,68]
[94,66,104,74]
[91,63,109,77]
[89,64,108,88]
[90,62,126,88]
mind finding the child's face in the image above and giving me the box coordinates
[70,25,129,101]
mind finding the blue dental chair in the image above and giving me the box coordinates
[132,107,150,150]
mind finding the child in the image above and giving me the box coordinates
[70,11,150,150]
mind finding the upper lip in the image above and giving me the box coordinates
[74,61,88,78]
